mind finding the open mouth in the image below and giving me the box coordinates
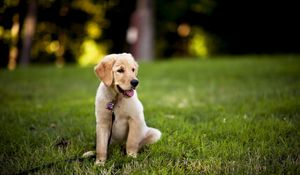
[117,85,135,97]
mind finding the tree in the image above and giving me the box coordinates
[128,0,154,60]
[20,0,37,66]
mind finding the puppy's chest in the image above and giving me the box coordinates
[113,97,142,118]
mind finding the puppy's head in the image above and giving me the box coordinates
[95,53,139,98]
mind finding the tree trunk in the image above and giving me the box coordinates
[127,0,154,61]
[20,0,37,66]
[7,14,21,70]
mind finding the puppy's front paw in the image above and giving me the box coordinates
[127,152,137,158]
[95,159,105,166]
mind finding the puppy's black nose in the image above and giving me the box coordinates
[130,79,139,87]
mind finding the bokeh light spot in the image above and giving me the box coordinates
[177,23,190,37]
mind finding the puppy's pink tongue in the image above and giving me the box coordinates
[125,89,134,97]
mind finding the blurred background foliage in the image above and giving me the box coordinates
[0,0,299,69]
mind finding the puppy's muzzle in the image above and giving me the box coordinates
[130,79,139,88]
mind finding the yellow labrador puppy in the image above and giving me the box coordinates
[94,53,161,165]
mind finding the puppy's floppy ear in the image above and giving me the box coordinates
[94,54,116,87]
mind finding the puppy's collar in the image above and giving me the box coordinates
[106,101,115,111]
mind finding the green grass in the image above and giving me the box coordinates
[1,55,300,174]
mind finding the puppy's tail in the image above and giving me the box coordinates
[139,128,162,148]
[81,151,96,159]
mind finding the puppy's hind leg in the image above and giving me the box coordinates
[139,128,161,149]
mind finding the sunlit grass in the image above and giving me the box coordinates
[0,55,299,174]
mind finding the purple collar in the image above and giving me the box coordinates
[106,102,115,111]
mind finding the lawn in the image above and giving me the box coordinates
[0,55,300,174]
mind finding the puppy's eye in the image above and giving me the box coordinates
[117,69,124,73]
[132,68,135,72]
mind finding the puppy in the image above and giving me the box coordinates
[94,53,161,165]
